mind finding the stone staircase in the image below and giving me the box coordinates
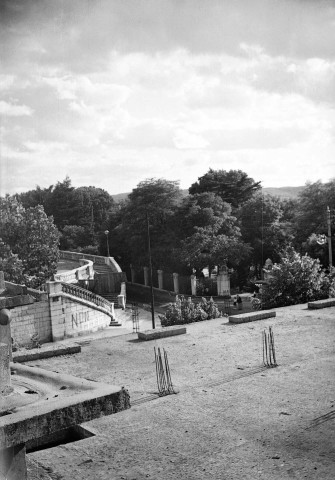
[93,263,112,274]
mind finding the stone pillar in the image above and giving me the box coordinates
[130,265,136,283]
[173,273,179,294]
[217,273,230,296]
[0,308,12,362]
[47,282,66,342]
[157,270,163,290]
[0,343,11,394]
[191,275,197,296]
[143,267,149,286]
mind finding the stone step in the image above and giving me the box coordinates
[109,321,122,327]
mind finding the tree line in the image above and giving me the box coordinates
[1,169,334,289]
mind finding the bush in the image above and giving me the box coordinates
[261,247,332,308]
[159,295,221,327]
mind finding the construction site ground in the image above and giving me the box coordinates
[25,303,335,480]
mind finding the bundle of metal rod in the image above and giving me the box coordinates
[262,326,277,367]
[154,347,175,396]
[132,304,140,333]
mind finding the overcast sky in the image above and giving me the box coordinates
[1,0,335,196]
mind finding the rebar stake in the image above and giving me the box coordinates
[154,347,176,396]
[262,326,278,368]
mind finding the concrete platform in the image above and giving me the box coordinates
[229,310,276,324]
[12,344,81,363]
[308,298,335,309]
[0,363,130,450]
[138,325,187,341]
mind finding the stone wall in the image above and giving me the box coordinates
[8,282,114,346]
[10,298,52,346]
[50,293,112,341]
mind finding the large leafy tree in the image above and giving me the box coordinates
[0,196,60,287]
[0,239,25,284]
[293,180,335,266]
[238,193,294,277]
[114,178,183,270]
[175,192,250,272]
[17,178,115,252]
[189,169,261,208]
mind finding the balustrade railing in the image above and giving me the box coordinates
[61,282,113,311]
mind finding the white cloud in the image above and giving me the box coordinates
[1,1,335,195]
[0,101,33,116]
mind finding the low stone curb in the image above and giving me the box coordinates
[138,326,187,341]
[229,310,276,324]
[12,344,81,363]
[308,298,335,309]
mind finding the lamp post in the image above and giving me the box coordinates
[104,230,110,258]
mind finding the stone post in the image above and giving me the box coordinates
[0,307,12,395]
[0,308,12,362]
[173,273,179,294]
[0,343,11,394]
[157,270,163,290]
[47,282,66,342]
[130,265,136,283]
[143,267,149,286]
[191,275,197,296]
[217,268,230,296]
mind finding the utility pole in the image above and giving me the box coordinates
[146,212,155,329]
[327,206,333,268]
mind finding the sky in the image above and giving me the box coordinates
[1,0,335,197]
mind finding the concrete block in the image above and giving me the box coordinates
[138,326,187,341]
[229,310,276,324]
[308,298,335,309]
[13,343,81,362]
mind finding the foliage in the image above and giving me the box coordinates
[0,196,60,287]
[17,177,115,253]
[261,247,331,308]
[293,179,335,266]
[189,169,261,208]
[115,178,183,270]
[60,225,87,250]
[0,239,25,284]
[238,193,294,278]
[159,295,220,326]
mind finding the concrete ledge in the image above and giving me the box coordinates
[13,344,81,363]
[229,310,276,324]
[308,298,335,309]
[138,326,186,341]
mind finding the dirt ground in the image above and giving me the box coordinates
[26,303,335,480]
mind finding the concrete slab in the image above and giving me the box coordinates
[229,310,276,324]
[0,363,130,450]
[13,344,81,363]
[308,298,335,309]
[138,325,186,340]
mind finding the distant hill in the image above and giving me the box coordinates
[112,186,305,202]
[262,186,305,199]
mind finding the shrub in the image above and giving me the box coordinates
[261,247,332,308]
[159,295,221,327]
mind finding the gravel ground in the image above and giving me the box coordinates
[26,303,335,479]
